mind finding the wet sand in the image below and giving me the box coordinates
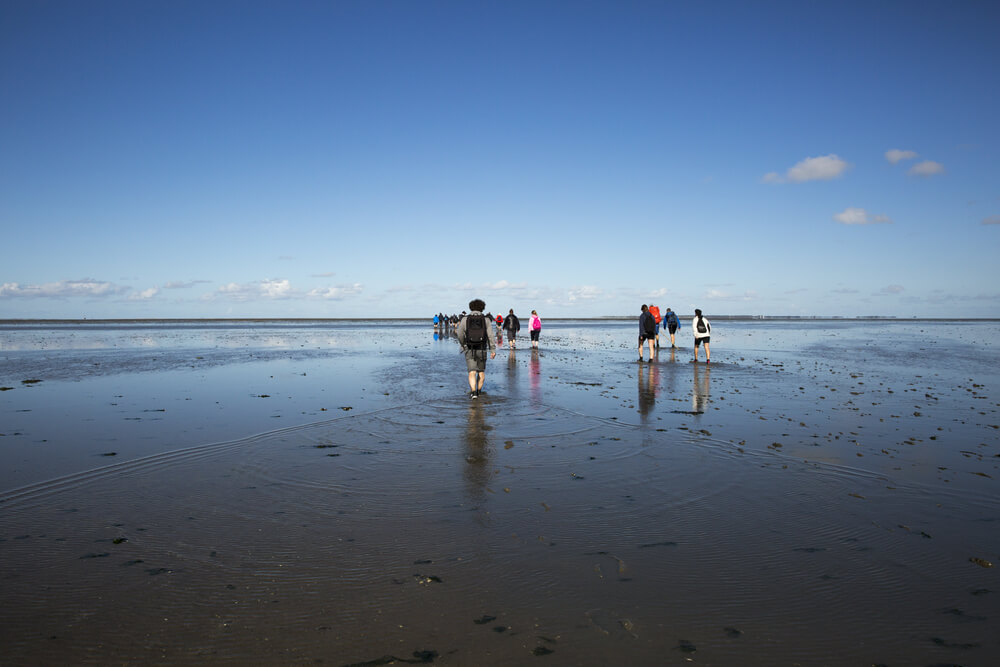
[1,320,998,665]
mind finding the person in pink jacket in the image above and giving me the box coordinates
[529,310,542,349]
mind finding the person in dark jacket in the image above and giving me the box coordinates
[502,309,520,349]
[638,304,656,362]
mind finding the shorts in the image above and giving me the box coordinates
[464,347,488,372]
[639,334,654,344]
[694,336,710,347]
[654,323,660,335]
[667,324,678,334]
[530,330,540,342]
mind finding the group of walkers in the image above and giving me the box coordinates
[448,298,713,399]
[638,303,710,363]
[454,300,542,398]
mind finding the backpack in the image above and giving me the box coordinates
[506,314,520,332]
[643,312,656,336]
[465,314,488,348]
[696,317,707,334]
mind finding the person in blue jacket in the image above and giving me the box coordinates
[664,308,680,348]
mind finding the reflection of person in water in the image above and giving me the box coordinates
[529,349,541,405]
[692,363,711,414]
[463,401,493,504]
[663,345,678,395]
[637,361,659,420]
[506,347,519,398]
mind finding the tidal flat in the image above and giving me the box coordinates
[1,319,998,665]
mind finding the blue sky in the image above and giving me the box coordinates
[2,0,998,319]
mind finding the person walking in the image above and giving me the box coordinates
[638,304,656,362]
[664,307,680,348]
[457,298,497,398]
[529,310,542,349]
[692,308,711,363]
[503,308,521,349]
[649,304,662,348]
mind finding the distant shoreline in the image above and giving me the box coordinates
[2,317,999,325]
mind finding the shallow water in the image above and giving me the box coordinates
[1,319,998,664]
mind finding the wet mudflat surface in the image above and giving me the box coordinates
[1,319,998,665]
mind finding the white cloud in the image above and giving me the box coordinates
[788,154,850,182]
[885,149,918,164]
[455,280,530,292]
[0,278,129,299]
[260,279,293,298]
[128,287,159,301]
[908,160,945,177]
[983,215,1000,225]
[881,284,905,295]
[163,280,209,289]
[214,279,296,301]
[704,289,756,301]
[765,154,850,184]
[833,207,892,225]
[567,285,602,302]
[307,283,364,300]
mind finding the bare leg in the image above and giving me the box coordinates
[468,371,478,393]
[693,342,699,362]
[704,342,710,363]
[477,372,486,392]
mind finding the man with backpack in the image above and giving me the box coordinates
[457,298,497,398]
[638,304,657,362]
[502,308,520,349]
[664,307,680,348]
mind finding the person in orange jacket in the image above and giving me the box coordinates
[648,304,662,348]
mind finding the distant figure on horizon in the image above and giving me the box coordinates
[638,304,656,362]
[457,299,497,399]
[503,309,520,349]
[529,310,542,349]
[664,307,680,348]
[692,308,711,363]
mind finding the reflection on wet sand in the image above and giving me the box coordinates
[692,362,710,414]
[637,362,659,420]
[463,401,493,504]
[506,348,519,399]
[1,320,998,665]
[529,349,541,406]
